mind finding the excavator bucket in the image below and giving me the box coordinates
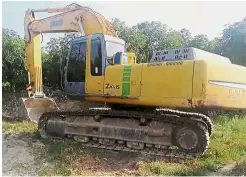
[18,97,59,123]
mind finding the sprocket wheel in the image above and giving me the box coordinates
[172,123,209,154]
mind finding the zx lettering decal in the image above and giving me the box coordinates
[105,84,120,89]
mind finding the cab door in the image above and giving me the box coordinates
[64,37,87,100]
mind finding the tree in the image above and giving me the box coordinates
[180,28,192,47]
[137,21,168,50]
[220,18,246,66]
[124,27,149,63]
[165,29,183,49]
[2,28,27,91]
[207,37,222,54]
[189,34,210,50]
[111,18,129,39]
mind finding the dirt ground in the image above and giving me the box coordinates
[2,133,40,176]
[2,132,150,176]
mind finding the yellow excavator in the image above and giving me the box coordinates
[21,3,246,158]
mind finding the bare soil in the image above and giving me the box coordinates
[2,132,151,176]
[2,133,50,176]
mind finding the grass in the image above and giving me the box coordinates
[2,114,246,176]
[2,119,37,136]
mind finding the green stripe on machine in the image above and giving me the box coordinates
[123,77,131,82]
[122,66,132,96]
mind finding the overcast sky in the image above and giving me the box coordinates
[2,1,246,46]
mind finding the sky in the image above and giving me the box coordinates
[2,0,246,46]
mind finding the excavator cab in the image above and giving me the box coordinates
[64,33,127,100]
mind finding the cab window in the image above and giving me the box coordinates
[91,39,102,76]
[67,42,86,82]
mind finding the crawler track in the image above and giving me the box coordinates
[38,108,213,159]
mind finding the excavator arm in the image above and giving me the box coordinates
[21,3,118,122]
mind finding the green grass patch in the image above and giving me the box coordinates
[2,119,37,135]
[138,161,193,176]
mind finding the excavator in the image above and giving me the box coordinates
[21,3,246,159]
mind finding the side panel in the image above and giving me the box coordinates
[204,62,246,109]
[140,61,194,107]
